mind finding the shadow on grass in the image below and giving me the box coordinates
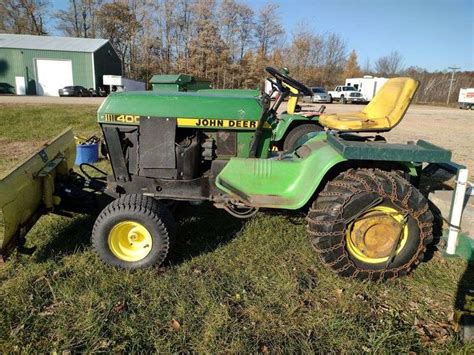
[263,208,306,225]
[32,192,113,261]
[455,261,474,341]
[167,202,246,265]
[33,214,96,262]
[31,202,247,267]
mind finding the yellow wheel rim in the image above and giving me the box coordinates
[108,221,153,262]
[345,206,409,264]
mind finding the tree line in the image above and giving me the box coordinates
[1,0,472,103]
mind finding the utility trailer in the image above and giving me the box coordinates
[345,76,388,101]
[458,88,474,109]
[103,75,145,93]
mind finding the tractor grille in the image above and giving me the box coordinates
[216,131,237,156]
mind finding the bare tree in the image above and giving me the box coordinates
[55,0,103,38]
[96,1,142,76]
[219,0,239,60]
[362,57,371,74]
[255,2,283,57]
[188,0,231,87]
[218,0,254,62]
[235,2,254,61]
[285,26,323,84]
[173,0,195,72]
[0,0,50,35]
[374,50,404,76]
[320,33,347,86]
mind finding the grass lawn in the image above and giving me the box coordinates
[0,104,472,352]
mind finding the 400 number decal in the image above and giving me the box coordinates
[102,114,140,123]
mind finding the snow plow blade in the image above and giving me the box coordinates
[0,129,76,258]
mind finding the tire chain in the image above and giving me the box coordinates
[306,168,433,281]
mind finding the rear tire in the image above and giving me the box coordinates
[92,194,176,269]
[283,124,324,151]
[306,168,433,281]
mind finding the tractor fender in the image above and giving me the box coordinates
[215,133,346,210]
[271,113,321,142]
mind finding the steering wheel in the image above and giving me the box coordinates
[265,67,313,96]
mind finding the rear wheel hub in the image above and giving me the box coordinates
[346,206,408,263]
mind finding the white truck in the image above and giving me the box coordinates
[103,75,145,93]
[458,88,474,109]
[345,76,388,101]
[328,85,366,104]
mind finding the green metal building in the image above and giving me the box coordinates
[0,34,121,96]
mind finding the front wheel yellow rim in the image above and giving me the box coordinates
[346,206,409,264]
[108,221,153,262]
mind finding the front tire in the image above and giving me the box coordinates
[92,194,176,269]
[307,168,433,281]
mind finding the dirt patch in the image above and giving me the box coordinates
[0,139,45,173]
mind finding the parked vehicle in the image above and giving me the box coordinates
[345,76,388,101]
[58,86,92,97]
[88,87,108,97]
[88,88,98,96]
[328,85,366,104]
[345,91,366,103]
[308,87,331,103]
[458,88,474,109]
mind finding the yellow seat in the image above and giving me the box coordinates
[319,77,419,132]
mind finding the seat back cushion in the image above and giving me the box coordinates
[362,77,419,129]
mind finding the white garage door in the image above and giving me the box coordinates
[36,59,73,96]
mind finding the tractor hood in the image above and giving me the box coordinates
[98,90,265,124]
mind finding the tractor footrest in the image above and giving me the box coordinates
[327,134,452,163]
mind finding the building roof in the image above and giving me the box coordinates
[0,33,109,53]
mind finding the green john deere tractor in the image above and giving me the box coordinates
[0,67,468,282]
